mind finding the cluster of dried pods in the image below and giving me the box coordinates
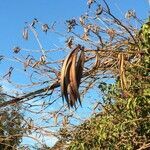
[61,45,85,108]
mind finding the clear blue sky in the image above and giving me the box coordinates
[0,0,149,148]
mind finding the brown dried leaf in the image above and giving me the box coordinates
[66,37,73,49]
[107,29,115,40]
[82,33,89,41]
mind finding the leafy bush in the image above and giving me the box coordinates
[59,20,150,150]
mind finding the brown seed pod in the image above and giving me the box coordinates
[60,45,84,108]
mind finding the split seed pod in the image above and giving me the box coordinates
[60,45,84,108]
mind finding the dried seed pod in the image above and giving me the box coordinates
[118,53,127,90]
[60,45,84,108]
[69,51,80,107]
[60,50,73,104]
[76,49,84,88]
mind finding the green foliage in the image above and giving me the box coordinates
[139,17,150,52]
[62,21,150,150]
[0,88,24,149]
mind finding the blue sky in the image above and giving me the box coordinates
[0,0,150,148]
[0,0,149,88]
[0,0,149,64]
[0,0,149,57]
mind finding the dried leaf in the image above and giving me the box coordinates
[23,28,28,40]
[66,19,77,32]
[53,113,58,125]
[66,37,74,49]
[79,16,85,25]
[30,18,38,28]
[107,29,115,40]
[82,33,89,41]
[42,24,49,33]
[125,10,136,19]
[13,46,21,53]
[96,5,103,16]
[87,0,95,8]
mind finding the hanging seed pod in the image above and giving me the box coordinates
[60,45,84,108]
[22,28,28,40]
[76,49,84,88]
[118,53,127,90]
